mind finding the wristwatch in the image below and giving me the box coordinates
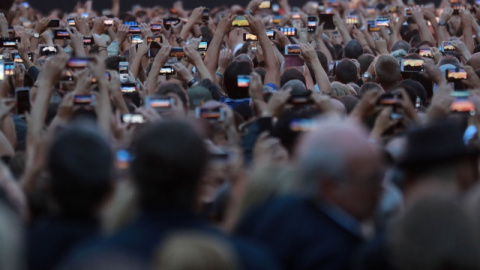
[438,20,446,26]
[33,32,40,39]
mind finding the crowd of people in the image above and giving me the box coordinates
[1,0,480,269]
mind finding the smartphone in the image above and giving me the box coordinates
[116,149,132,169]
[67,57,92,69]
[367,20,380,32]
[232,16,249,27]
[0,37,20,48]
[289,118,317,132]
[292,13,301,19]
[145,96,175,112]
[279,27,297,36]
[129,25,141,34]
[119,61,129,83]
[366,7,375,15]
[319,14,335,30]
[376,17,390,27]
[237,75,250,88]
[289,90,312,104]
[159,66,175,75]
[195,107,226,121]
[198,41,208,51]
[2,62,15,78]
[83,36,94,46]
[120,83,137,94]
[250,42,258,52]
[202,8,210,22]
[452,4,466,15]
[259,1,271,9]
[272,15,282,24]
[131,34,143,44]
[346,15,359,25]
[266,30,276,40]
[151,23,162,32]
[121,113,146,124]
[243,33,258,41]
[404,8,412,16]
[67,18,76,26]
[441,41,455,52]
[124,21,138,26]
[47,19,60,28]
[446,68,467,81]
[163,17,181,29]
[285,44,301,55]
[169,47,185,58]
[377,93,402,106]
[272,3,280,12]
[73,95,95,106]
[418,48,433,58]
[40,45,58,56]
[400,59,424,72]
[450,91,475,115]
[54,29,70,39]
[386,5,397,13]
[15,87,30,114]
[307,16,317,33]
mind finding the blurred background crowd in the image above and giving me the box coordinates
[1,0,480,269]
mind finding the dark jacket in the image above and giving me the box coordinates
[236,195,364,270]
[60,209,279,270]
[27,215,99,270]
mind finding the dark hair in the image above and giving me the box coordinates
[48,123,113,217]
[358,54,375,74]
[105,56,127,71]
[280,68,306,87]
[223,61,252,99]
[335,59,358,84]
[359,82,383,96]
[392,40,411,54]
[131,120,208,209]
[340,95,359,114]
[253,67,266,84]
[474,45,480,54]
[197,79,224,101]
[156,83,188,110]
[344,40,363,59]
[273,109,319,154]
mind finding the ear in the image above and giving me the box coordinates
[398,73,403,81]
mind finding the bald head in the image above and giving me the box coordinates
[296,118,383,220]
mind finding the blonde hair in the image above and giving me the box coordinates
[154,232,237,270]
[331,82,356,97]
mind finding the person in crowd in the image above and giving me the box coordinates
[1,0,480,269]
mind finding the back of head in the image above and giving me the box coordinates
[48,123,113,217]
[335,59,358,84]
[331,82,355,97]
[131,120,208,210]
[224,61,253,99]
[359,82,383,96]
[375,55,401,89]
[344,40,363,59]
[280,68,306,87]
[438,56,462,68]
[281,79,306,92]
[155,233,237,270]
[391,40,411,54]
[358,54,375,74]
[390,195,480,270]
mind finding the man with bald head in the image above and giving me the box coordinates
[236,118,384,270]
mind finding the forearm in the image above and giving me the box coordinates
[28,80,53,140]
[129,56,143,79]
[311,59,331,94]
[417,23,435,45]
[259,35,280,86]
[112,0,120,17]
[316,38,332,63]
[180,22,195,40]
[338,26,352,43]
[204,31,224,76]
[1,116,16,149]
[97,81,112,136]
[112,94,129,115]
[193,60,213,81]
[437,26,449,47]
[464,28,474,53]
[146,62,162,93]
